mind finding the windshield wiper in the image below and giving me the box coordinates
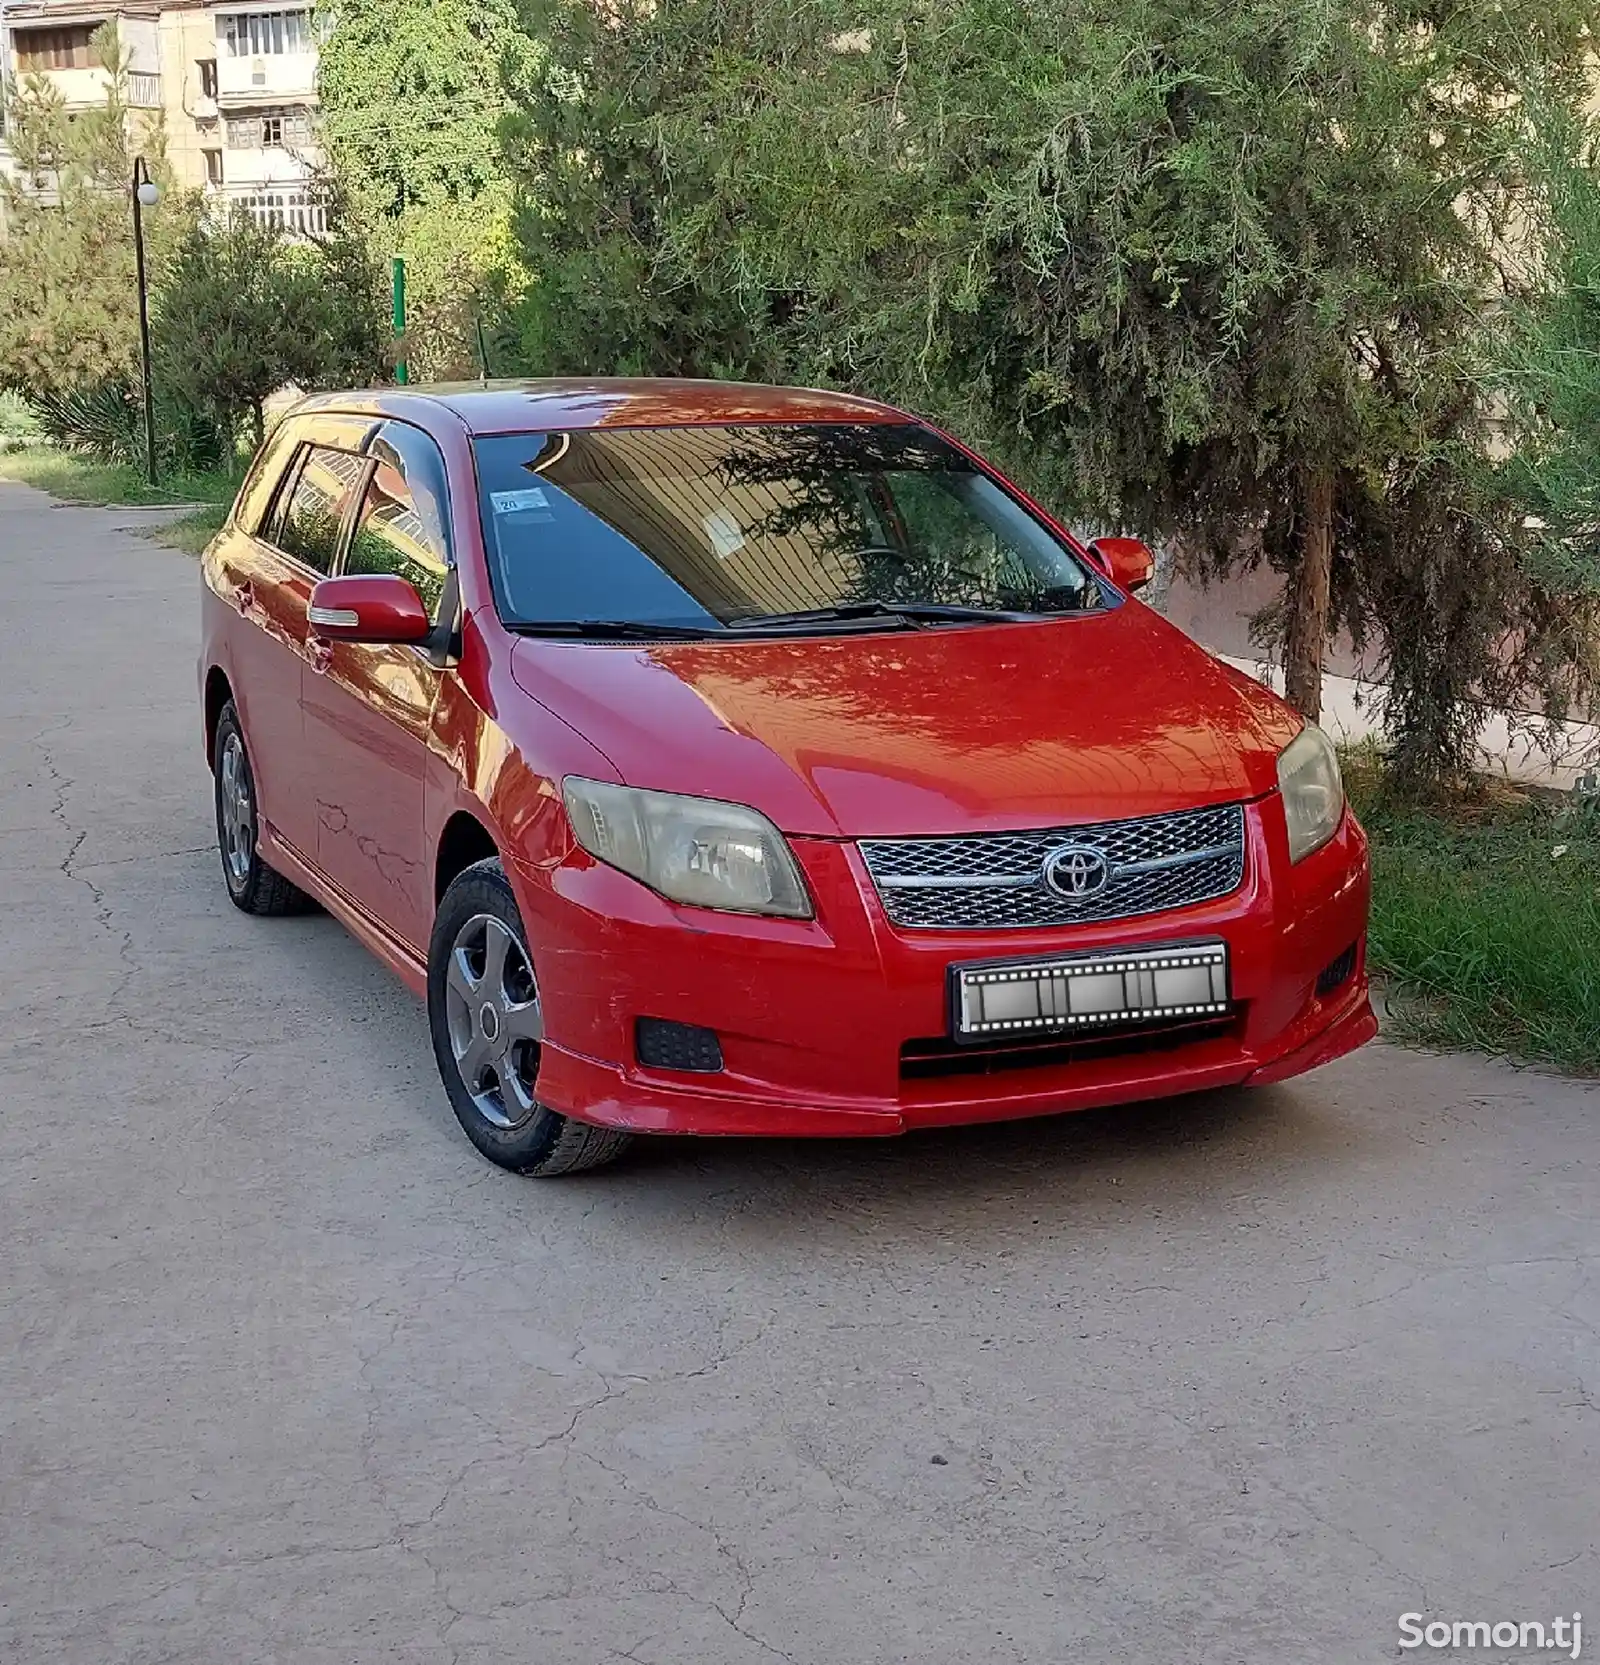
[1010,581,1101,614]
[506,619,717,640]
[726,600,1022,632]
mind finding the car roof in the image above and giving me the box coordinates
[291,377,915,436]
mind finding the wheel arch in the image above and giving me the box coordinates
[435,808,500,905]
[203,665,234,768]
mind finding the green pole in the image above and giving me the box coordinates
[392,256,407,385]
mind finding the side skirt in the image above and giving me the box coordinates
[259,820,429,1000]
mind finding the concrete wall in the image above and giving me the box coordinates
[158,6,220,191]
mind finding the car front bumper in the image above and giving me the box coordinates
[509,794,1374,1138]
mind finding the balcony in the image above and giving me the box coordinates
[213,8,318,105]
[214,51,316,105]
[21,64,108,109]
[2,63,159,110]
[9,14,161,110]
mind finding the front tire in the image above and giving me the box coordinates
[213,701,312,916]
[427,858,630,1176]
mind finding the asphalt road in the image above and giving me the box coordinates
[2,477,1597,1665]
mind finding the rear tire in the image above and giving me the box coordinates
[213,701,313,916]
[428,858,630,1177]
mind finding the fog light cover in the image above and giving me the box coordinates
[635,1018,724,1074]
[1316,942,1358,997]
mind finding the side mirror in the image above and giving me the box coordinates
[308,575,431,644]
[1089,536,1157,595]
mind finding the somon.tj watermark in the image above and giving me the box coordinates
[1399,1613,1582,1657]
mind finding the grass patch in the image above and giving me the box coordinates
[0,444,239,554]
[0,445,240,510]
[1349,749,1600,1073]
[148,502,230,555]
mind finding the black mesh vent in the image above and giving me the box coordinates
[1315,943,1358,997]
[900,1012,1239,1080]
[636,1018,724,1073]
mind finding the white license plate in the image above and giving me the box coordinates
[953,940,1229,1041]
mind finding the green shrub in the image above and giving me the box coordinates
[152,205,386,450]
[25,379,227,473]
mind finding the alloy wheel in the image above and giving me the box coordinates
[443,913,545,1130]
[218,730,254,883]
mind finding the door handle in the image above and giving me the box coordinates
[307,635,333,674]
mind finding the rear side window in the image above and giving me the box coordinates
[274,445,369,574]
[342,421,451,619]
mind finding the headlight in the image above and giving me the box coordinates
[1277,723,1345,863]
[562,778,813,918]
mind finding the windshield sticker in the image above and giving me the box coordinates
[491,487,550,515]
[704,507,746,559]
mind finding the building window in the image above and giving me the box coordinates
[203,149,224,186]
[15,24,97,71]
[238,190,327,237]
[218,10,312,58]
[224,108,310,149]
[197,58,218,99]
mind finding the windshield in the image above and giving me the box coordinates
[472,423,1103,633]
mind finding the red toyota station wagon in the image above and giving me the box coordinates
[199,379,1374,1176]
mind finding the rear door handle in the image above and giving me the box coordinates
[307,635,333,674]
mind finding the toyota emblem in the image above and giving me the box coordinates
[1042,843,1112,899]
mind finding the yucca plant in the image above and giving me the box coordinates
[25,378,227,472]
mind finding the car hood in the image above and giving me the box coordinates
[507,603,1301,838]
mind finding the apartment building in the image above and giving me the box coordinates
[0,0,325,233]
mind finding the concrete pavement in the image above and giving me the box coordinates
[1,477,1597,1664]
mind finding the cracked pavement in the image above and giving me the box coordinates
[1,477,1597,1664]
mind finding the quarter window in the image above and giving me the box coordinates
[237,424,301,537]
[274,445,368,574]
[343,423,452,620]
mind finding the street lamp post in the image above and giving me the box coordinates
[131,157,159,487]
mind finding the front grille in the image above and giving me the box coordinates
[859,802,1246,931]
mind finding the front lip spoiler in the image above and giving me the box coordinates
[529,986,1378,1139]
[1243,989,1377,1086]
